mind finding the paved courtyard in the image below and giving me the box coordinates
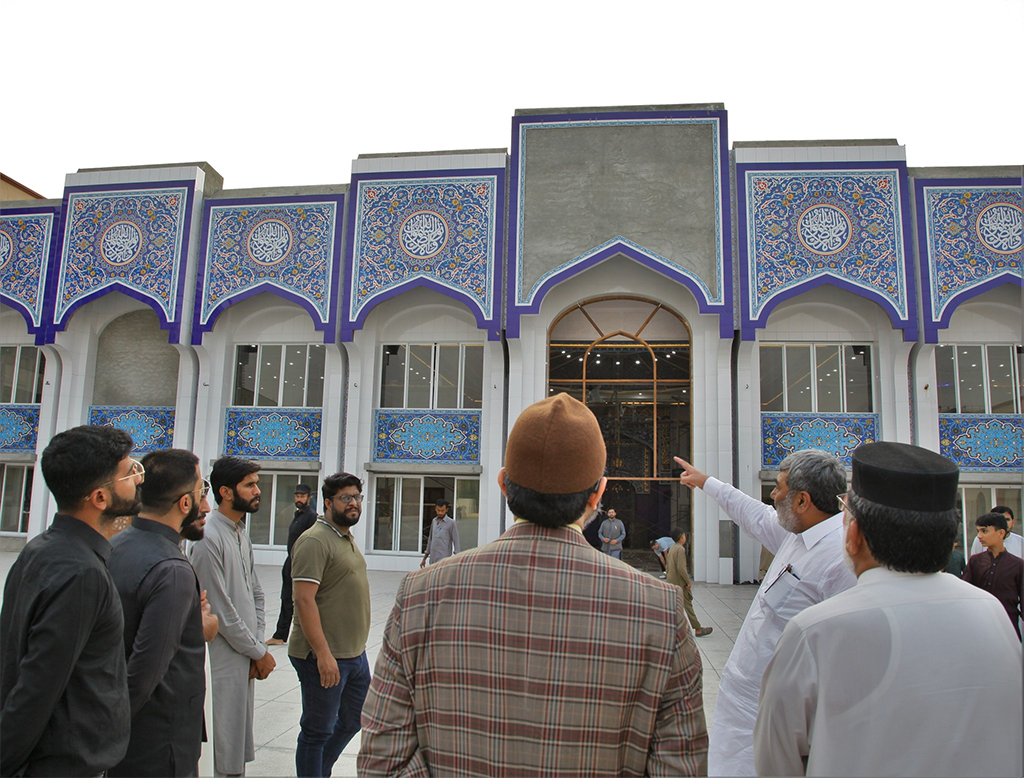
[0,553,757,776]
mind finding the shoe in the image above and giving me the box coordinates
[694,627,714,638]
[659,573,667,579]
[266,638,285,646]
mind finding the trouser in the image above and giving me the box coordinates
[290,652,371,778]
[272,558,293,641]
[683,586,702,630]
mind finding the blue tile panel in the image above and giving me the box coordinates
[761,413,879,468]
[939,414,1023,471]
[57,186,191,339]
[224,407,322,460]
[88,406,175,454]
[197,197,342,342]
[348,175,500,337]
[918,182,1023,342]
[373,409,481,465]
[0,210,55,331]
[0,405,40,454]
[741,169,910,338]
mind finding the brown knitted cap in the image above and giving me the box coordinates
[505,393,606,494]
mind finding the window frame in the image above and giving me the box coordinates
[0,463,34,535]
[232,343,326,409]
[759,342,874,413]
[934,343,1022,415]
[0,346,46,405]
[370,474,479,554]
[379,343,483,411]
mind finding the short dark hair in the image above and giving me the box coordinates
[140,449,200,509]
[41,426,134,510]
[435,498,450,509]
[848,487,958,573]
[976,512,1009,534]
[780,449,847,516]
[322,472,362,505]
[670,528,685,543]
[650,539,661,548]
[992,505,1015,521]
[503,472,593,528]
[210,456,260,505]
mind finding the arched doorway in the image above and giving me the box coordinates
[548,297,692,569]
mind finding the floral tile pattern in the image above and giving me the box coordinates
[0,210,55,330]
[0,405,40,453]
[88,406,175,454]
[762,412,879,468]
[939,414,1023,471]
[224,407,322,460]
[373,409,481,465]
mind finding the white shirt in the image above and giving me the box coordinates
[970,531,1022,558]
[754,567,1023,777]
[703,477,857,777]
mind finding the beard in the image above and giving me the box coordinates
[581,501,603,529]
[775,493,801,534]
[100,487,142,528]
[180,500,207,541]
[232,493,260,514]
[331,504,361,528]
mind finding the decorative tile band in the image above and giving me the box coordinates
[224,407,322,460]
[743,169,908,329]
[349,175,499,328]
[762,412,879,468]
[57,187,191,333]
[198,198,341,339]
[0,212,54,328]
[373,409,481,465]
[0,405,41,454]
[939,414,1023,471]
[88,406,175,454]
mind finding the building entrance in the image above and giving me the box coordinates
[548,297,693,564]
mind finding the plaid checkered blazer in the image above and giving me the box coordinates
[358,521,708,776]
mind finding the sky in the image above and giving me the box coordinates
[3,0,1022,199]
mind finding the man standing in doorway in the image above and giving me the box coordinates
[289,473,371,778]
[420,499,461,568]
[1,426,140,776]
[268,483,318,646]
[675,450,856,777]
[599,508,626,559]
[108,448,217,777]
[189,456,276,777]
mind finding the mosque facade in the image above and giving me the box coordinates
[1,104,1021,584]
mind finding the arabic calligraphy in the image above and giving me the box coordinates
[247,219,293,265]
[400,210,448,259]
[0,230,11,268]
[797,205,852,255]
[100,221,143,265]
[976,203,1023,254]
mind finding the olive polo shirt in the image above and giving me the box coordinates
[288,519,371,660]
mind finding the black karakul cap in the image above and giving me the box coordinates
[294,484,312,495]
[851,441,958,513]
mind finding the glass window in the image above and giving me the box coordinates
[0,347,45,405]
[759,344,873,413]
[759,345,784,412]
[399,478,422,552]
[379,344,484,410]
[233,344,326,408]
[0,464,32,534]
[844,346,872,413]
[246,472,318,547]
[786,346,813,412]
[956,486,1023,557]
[371,474,479,554]
[373,477,396,551]
[935,343,1022,414]
[456,478,480,549]
[815,345,842,413]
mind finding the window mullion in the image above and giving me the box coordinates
[252,346,263,409]
[781,345,788,413]
[981,347,992,414]
[952,348,961,413]
[809,345,818,413]
[458,345,465,410]
[838,346,846,413]
[301,345,309,407]
[431,344,438,410]
[277,347,287,406]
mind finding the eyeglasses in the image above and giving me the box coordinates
[110,459,145,485]
[837,493,851,515]
[177,479,211,503]
[336,493,364,504]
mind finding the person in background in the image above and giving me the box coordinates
[970,505,1021,558]
[599,508,626,559]
[754,442,1022,777]
[675,450,856,777]
[108,448,217,777]
[1,426,141,776]
[360,394,708,776]
[268,483,318,646]
[188,456,275,777]
[650,535,672,577]
[420,499,460,568]
[963,512,1023,639]
[665,529,713,638]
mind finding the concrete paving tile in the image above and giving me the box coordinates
[253,701,302,746]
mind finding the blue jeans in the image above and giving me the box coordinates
[290,652,370,778]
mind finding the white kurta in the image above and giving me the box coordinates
[970,531,1023,558]
[703,478,857,777]
[754,567,1023,777]
[188,510,266,775]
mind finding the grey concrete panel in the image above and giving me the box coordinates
[520,123,720,301]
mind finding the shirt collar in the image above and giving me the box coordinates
[316,517,351,540]
[51,513,113,560]
[514,516,584,535]
[799,511,844,550]
[209,507,241,530]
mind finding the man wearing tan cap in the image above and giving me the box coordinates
[359,393,708,777]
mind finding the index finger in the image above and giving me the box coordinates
[673,456,692,469]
